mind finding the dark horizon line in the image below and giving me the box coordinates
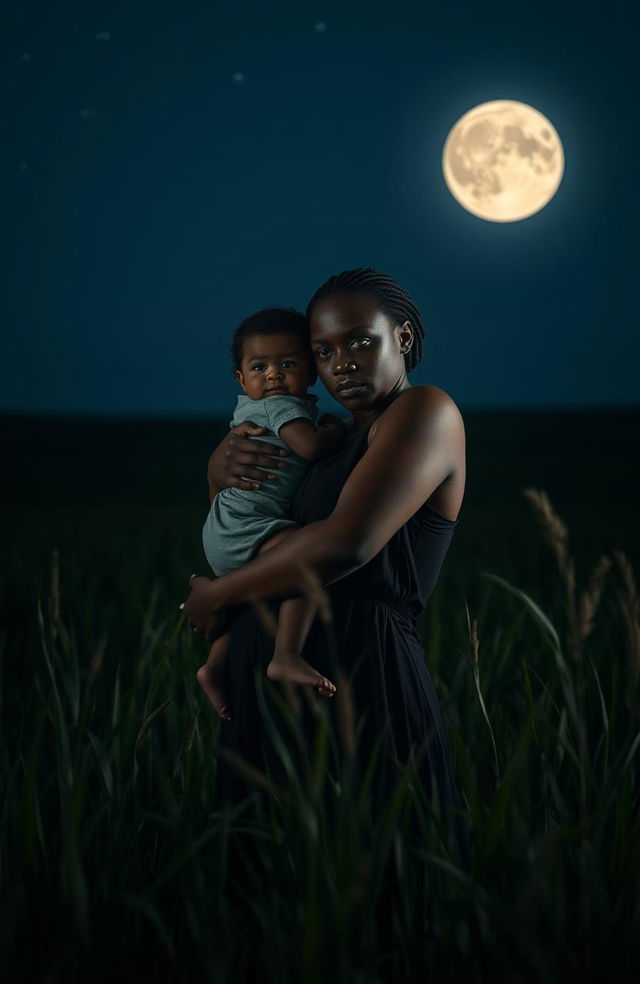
[1,403,639,424]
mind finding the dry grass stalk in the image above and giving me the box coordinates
[613,550,640,678]
[48,548,61,643]
[281,679,302,718]
[88,632,107,681]
[470,618,479,666]
[335,668,355,756]
[468,615,500,780]
[301,684,322,718]
[578,555,611,642]
[135,698,172,750]
[172,709,200,779]
[251,599,278,637]
[296,563,333,624]
[216,746,282,800]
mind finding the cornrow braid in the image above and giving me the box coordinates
[305,268,425,372]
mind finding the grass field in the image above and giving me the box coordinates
[1,411,639,982]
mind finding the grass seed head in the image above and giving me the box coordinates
[578,555,611,642]
[522,488,578,646]
[613,550,640,676]
[522,488,570,567]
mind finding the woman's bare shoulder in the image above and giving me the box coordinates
[370,385,464,443]
[397,383,461,412]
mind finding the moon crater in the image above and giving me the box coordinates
[443,100,564,222]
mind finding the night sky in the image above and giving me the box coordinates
[3,0,637,417]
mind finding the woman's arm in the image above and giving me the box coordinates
[182,387,464,639]
[207,416,351,498]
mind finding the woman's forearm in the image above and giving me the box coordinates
[213,519,361,610]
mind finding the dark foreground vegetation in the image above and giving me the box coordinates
[1,410,639,982]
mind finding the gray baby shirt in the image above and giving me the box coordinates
[202,393,319,576]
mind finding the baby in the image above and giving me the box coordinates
[198,307,347,720]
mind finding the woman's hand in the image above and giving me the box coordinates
[208,423,289,494]
[180,575,230,643]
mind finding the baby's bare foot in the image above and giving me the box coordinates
[267,654,336,697]
[196,664,231,720]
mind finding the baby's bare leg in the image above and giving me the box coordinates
[258,531,336,697]
[274,596,317,655]
[268,597,336,697]
[196,631,232,720]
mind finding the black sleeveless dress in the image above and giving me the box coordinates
[214,426,470,862]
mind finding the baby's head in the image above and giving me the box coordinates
[231,307,317,401]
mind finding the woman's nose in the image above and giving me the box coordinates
[333,353,355,375]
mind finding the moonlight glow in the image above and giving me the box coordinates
[442,100,564,222]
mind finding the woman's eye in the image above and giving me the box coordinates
[351,336,372,347]
[315,347,331,360]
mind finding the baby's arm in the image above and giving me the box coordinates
[278,415,347,462]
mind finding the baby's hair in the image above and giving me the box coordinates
[231,307,311,372]
[306,268,425,372]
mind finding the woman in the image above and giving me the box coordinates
[182,268,469,861]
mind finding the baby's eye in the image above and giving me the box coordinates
[251,364,266,372]
[281,360,296,368]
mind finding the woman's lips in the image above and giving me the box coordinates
[336,381,367,397]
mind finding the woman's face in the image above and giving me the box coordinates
[309,293,413,409]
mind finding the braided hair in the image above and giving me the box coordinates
[305,268,425,372]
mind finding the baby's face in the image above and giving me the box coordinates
[235,333,315,401]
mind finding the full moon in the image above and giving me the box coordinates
[442,100,564,222]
